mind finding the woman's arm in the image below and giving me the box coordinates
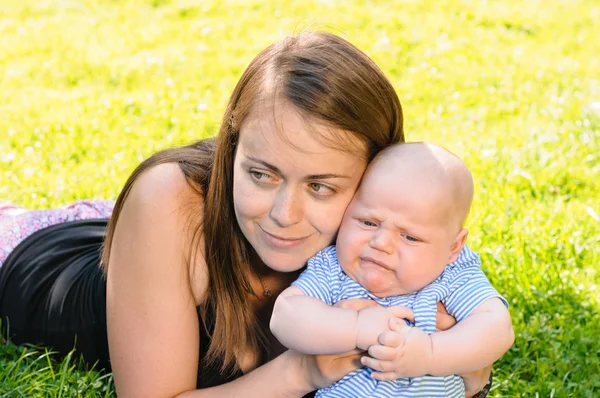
[106,164,361,398]
[175,348,365,398]
[106,164,204,397]
[176,351,312,398]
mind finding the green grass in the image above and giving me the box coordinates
[1,0,599,396]
[0,341,114,397]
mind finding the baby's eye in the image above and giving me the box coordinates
[361,220,378,227]
[403,234,419,242]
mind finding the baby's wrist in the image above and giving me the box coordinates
[420,332,436,375]
[355,309,370,350]
[355,307,383,350]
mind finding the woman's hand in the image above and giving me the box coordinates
[435,301,456,331]
[300,348,364,390]
[463,364,493,397]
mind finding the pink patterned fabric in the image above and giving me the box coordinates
[0,200,115,267]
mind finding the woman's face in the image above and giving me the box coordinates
[233,102,368,273]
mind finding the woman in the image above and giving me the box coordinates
[0,32,492,397]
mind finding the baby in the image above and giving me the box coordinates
[270,142,514,397]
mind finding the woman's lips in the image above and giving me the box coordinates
[260,227,309,249]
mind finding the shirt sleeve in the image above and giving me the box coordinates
[292,248,335,305]
[442,267,508,322]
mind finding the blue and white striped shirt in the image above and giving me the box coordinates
[293,245,507,398]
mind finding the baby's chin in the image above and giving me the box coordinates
[368,279,427,297]
[367,286,410,298]
[347,271,409,298]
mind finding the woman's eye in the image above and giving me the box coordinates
[249,171,271,181]
[309,183,334,196]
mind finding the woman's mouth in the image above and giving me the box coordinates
[259,226,310,249]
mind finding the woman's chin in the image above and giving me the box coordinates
[259,252,309,273]
[264,259,307,273]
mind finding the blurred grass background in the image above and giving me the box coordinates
[1,0,599,396]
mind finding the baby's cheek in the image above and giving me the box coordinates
[336,227,359,265]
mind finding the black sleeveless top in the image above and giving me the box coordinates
[0,219,241,388]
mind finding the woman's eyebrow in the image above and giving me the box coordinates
[244,155,281,173]
[244,155,351,180]
[306,173,351,180]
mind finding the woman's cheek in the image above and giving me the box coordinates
[233,178,270,220]
[310,196,352,239]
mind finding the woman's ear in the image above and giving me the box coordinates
[448,229,469,263]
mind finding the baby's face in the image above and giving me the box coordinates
[336,165,464,297]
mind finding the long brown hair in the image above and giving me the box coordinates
[102,31,404,373]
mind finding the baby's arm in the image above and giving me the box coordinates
[270,286,410,354]
[428,297,513,375]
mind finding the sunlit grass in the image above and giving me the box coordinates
[1,0,599,396]
[0,340,114,397]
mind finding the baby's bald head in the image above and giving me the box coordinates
[367,142,474,231]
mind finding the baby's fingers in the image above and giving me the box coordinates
[389,317,412,334]
[377,330,405,348]
[387,305,415,323]
[367,345,396,361]
[360,356,395,373]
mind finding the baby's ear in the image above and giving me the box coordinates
[448,229,469,263]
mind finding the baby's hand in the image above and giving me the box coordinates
[361,317,434,379]
[356,306,413,351]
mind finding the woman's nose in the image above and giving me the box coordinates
[269,186,303,227]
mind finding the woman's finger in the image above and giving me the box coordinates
[436,311,457,332]
[436,301,449,315]
[435,301,457,331]
[334,352,364,375]
[367,344,397,361]
[360,356,395,373]
[436,314,455,332]
[312,349,364,387]
[387,305,415,322]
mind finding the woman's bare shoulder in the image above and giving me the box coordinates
[128,162,202,209]
[114,162,208,303]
